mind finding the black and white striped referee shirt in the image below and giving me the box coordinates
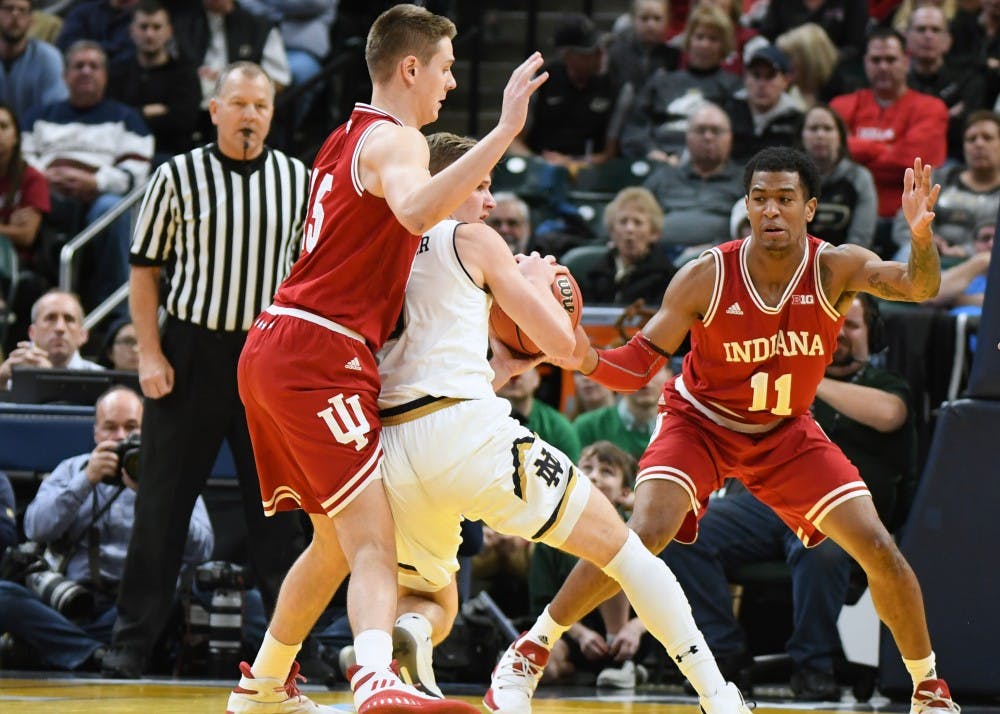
[129,143,309,332]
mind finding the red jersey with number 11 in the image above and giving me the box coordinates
[273,103,421,349]
[677,236,844,428]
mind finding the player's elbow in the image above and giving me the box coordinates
[539,328,575,360]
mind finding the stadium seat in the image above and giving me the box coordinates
[570,158,655,201]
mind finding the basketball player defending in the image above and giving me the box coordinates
[370,133,751,714]
[229,6,546,714]
[489,147,959,714]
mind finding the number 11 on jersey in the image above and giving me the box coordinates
[748,372,792,416]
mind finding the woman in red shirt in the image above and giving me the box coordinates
[0,103,50,266]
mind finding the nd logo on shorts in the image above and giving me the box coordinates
[316,393,371,450]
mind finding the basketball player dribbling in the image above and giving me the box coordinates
[489,147,960,714]
[229,5,546,714]
[372,132,752,714]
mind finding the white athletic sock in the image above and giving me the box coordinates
[525,605,569,650]
[602,530,726,697]
[903,651,938,688]
[251,629,302,681]
[354,629,393,671]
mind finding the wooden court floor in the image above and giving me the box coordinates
[0,673,937,714]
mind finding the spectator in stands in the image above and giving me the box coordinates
[498,366,581,462]
[568,371,616,420]
[893,0,960,33]
[510,13,618,170]
[108,0,200,163]
[0,290,101,390]
[26,2,60,43]
[22,41,153,313]
[723,45,803,162]
[606,0,679,98]
[891,110,1000,259]
[643,102,744,261]
[0,470,14,558]
[619,4,742,162]
[573,186,676,306]
[757,0,868,75]
[799,104,877,248]
[947,0,1000,107]
[98,315,137,371]
[240,0,336,133]
[661,295,915,699]
[831,27,948,257]
[0,102,49,288]
[926,220,993,314]
[0,386,213,671]
[906,4,987,160]
[57,0,139,67]
[0,0,68,119]
[101,62,307,679]
[574,363,673,458]
[529,441,646,689]
[172,0,291,111]
[486,192,533,254]
[775,23,845,110]
[694,0,761,76]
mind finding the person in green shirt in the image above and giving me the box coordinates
[498,366,581,461]
[574,364,673,458]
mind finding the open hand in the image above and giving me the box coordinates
[901,157,941,242]
[497,53,548,137]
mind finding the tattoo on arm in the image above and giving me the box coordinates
[866,272,908,300]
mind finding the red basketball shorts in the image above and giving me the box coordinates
[239,310,382,517]
[637,384,870,547]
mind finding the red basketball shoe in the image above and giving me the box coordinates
[911,679,960,714]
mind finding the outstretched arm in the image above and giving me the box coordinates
[363,54,547,235]
[835,158,942,302]
[551,256,711,390]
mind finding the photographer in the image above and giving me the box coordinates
[0,386,214,670]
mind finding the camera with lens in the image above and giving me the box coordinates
[194,560,244,591]
[0,542,94,619]
[103,432,141,486]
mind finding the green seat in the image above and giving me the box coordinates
[0,234,19,347]
[570,158,655,201]
[560,244,609,282]
[491,155,570,206]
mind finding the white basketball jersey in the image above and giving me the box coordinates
[378,220,497,408]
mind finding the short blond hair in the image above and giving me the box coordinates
[426,132,477,175]
[603,186,664,236]
[776,23,837,99]
[683,5,734,61]
[366,4,457,84]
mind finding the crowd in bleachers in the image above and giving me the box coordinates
[0,0,995,702]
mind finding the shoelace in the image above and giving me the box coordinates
[280,661,306,701]
[914,687,961,714]
[494,648,543,689]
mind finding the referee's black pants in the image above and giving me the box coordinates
[111,316,305,660]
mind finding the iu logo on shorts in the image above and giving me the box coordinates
[316,393,370,451]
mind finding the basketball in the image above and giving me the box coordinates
[490,270,583,356]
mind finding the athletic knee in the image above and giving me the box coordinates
[858,530,907,574]
[628,517,674,554]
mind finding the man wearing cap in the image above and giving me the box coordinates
[722,45,802,162]
[509,12,618,169]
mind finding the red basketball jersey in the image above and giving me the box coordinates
[678,236,844,427]
[273,104,421,349]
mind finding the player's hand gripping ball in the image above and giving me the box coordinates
[490,268,583,357]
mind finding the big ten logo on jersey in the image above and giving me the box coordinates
[304,171,334,253]
[316,393,370,451]
[792,294,815,305]
[510,436,566,500]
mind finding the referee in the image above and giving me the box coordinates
[102,61,309,677]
